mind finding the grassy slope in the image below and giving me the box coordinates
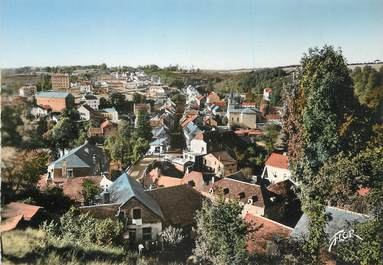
[2,229,186,265]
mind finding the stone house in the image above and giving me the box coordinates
[201,178,270,217]
[47,141,108,179]
[81,173,202,243]
[202,151,237,177]
[227,108,261,129]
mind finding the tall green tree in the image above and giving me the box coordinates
[193,199,249,265]
[51,117,78,151]
[106,120,132,169]
[283,46,369,263]
[133,110,152,141]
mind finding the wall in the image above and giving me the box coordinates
[190,139,207,154]
[264,166,291,184]
[36,97,67,112]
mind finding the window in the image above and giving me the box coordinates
[237,117,239,122]
[128,229,136,241]
[223,188,229,195]
[67,169,73,178]
[132,208,141,219]
[238,192,245,199]
[143,227,152,241]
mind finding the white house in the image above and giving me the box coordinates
[100,175,114,191]
[261,153,291,184]
[263,88,272,101]
[30,105,50,118]
[101,108,119,123]
[82,93,100,110]
[148,137,169,155]
[80,81,93,93]
[78,104,96,121]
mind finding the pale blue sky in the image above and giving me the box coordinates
[1,0,382,69]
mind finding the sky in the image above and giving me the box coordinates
[1,0,382,69]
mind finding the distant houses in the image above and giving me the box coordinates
[19,85,36,97]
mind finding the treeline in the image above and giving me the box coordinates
[351,65,383,121]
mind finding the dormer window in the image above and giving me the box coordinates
[247,195,258,204]
[238,192,245,199]
[223,188,229,195]
[188,180,195,187]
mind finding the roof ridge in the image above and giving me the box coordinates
[246,213,294,230]
[326,206,370,217]
[222,175,261,188]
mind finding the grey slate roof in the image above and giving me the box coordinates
[102,108,117,113]
[150,137,168,146]
[228,107,260,114]
[105,172,164,219]
[49,142,108,173]
[36,91,71,98]
[84,94,97,100]
[291,206,370,239]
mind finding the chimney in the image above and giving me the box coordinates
[103,192,110,204]
[211,176,215,183]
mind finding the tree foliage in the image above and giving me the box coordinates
[41,207,123,247]
[82,179,102,205]
[283,46,376,263]
[2,150,49,192]
[193,199,249,265]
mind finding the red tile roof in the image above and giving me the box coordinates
[1,215,24,233]
[265,114,281,120]
[207,101,226,107]
[180,113,198,128]
[265,153,288,169]
[357,187,370,196]
[157,176,183,187]
[182,171,205,190]
[100,120,115,129]
[147,185,203,226]
[234,129,264,136]
[267,180,293,197]
[245,213,293,253]
[201,178,267,208]
[1,202,42,221]
[39,175,102,203]
[241,102,257,107]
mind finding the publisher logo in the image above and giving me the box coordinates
[328,229,363,252]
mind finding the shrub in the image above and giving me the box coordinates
[161,226,184,248]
